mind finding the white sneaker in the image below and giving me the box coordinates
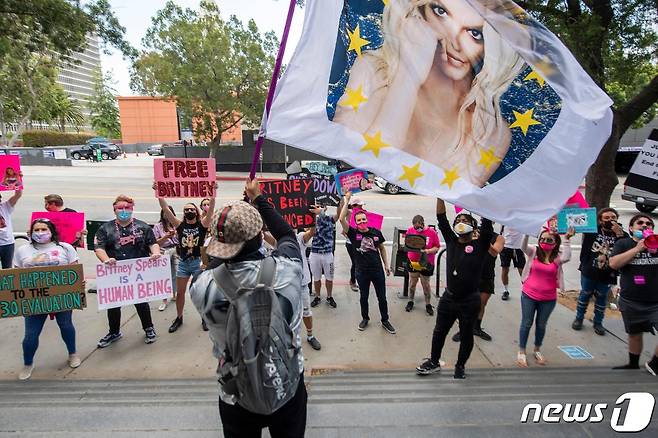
[158,301,167,311]
[68,354,81,368]
[19,365,34,381]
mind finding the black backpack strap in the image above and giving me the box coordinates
[257,256,277,288]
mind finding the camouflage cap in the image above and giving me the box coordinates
[205,201,263,260]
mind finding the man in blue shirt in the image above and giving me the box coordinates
[309,201,342,308]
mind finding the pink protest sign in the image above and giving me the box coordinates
[154,158,216,198]
[350,207,384,230]
[0,155,23,191]
[565,190,589,208]
[336,169,372,195]
[30,211,85,247]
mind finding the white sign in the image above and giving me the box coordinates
[54,149,67,160]
[95,257,173,310]
[628,137,658,180]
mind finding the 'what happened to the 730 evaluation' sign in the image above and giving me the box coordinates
[0,264,86,319]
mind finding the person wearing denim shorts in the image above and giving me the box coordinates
[158,191,216,333]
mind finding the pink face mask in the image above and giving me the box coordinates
[357,221,369,232]
[539,243,556,252]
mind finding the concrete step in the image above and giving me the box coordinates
[0,367,653,408]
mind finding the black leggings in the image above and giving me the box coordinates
[345,243,356,284]
[430,292,480,367]
[219,373,307,438]
[107,303,153,335]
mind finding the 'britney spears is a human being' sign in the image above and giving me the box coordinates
[96,257,173,310]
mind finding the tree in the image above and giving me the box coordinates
[48,86,85,132]
[0,0,134,145]
[516,0,658,208]
[89,71,121,138]
[131,1,278,153]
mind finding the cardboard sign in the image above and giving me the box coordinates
[0,264,85,319]
[626,129,658,193]
[96,257,173,310]
[288,171,341,206]
[0,155,23,191]
[557,207,597,233]
[31,211,85,248]
[154,158,216,198]
[336,169,371,195]
[349,207,383,231]
[260,179,317,230]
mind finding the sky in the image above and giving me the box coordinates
[100,0,305,96]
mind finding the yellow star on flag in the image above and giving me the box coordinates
[398,163,424,187]
[509,108,542,135]
[347,24,370,58]
[440,166,460,190]
[340,85,368,112]
[382,0,389,5]
[360,131,390,158]
[477,147,502,171]
[524,70,546,87]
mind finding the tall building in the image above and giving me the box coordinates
[56,34,102,130]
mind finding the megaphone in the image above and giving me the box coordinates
[643,229,658,251]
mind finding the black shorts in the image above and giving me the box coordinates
[619,297,658,335]
[500,248,526,269]
[479,278,495,294]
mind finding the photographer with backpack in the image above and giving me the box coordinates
[189,178,306,438]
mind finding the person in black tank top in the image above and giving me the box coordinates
[158,191,216,333]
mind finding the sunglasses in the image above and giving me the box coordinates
[635,220,654,227]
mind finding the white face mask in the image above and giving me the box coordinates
[453,222,474,235]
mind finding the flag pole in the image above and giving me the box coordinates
[249,0,297,179]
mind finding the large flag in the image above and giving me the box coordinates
[265,0,613,234]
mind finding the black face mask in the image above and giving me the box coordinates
[602,221,613,230]
[184,212,197,220]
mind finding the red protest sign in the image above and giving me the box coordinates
[260,179,317,229]
[154,158,216,198]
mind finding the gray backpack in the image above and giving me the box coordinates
[212,256,301,415]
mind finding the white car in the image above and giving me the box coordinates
[373,176,404,195]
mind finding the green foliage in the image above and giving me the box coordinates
[131,1,278,146]
[519,0,657,131]
[21,130,94,147]
[89,70,121,139]
[0,0,133,145]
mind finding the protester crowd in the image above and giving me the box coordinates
[1,175,657,437]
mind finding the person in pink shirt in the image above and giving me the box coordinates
[516,227,574,367]
[405,215,441,315]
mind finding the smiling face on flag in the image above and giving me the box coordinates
[265,0,613,234]
[328,0,561,187]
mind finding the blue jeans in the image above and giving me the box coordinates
[0,243,14,269]
[176,256,201,278]
[23,311,76,366]
[519,293,556,350]
[575,275,609,326]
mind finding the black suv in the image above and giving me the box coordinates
[70,142,122,160]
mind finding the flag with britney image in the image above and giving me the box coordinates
[265,0,613,234]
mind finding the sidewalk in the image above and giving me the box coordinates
[0,246,653,381]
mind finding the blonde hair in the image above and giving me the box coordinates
[372,0,525,153]
[113,195,134,206]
